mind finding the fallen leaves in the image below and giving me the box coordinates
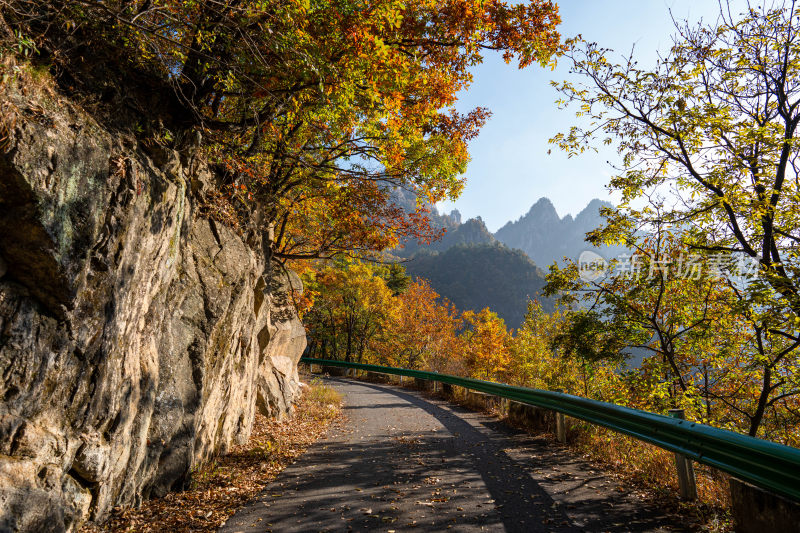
[81,382,344,533]
[393,435,423,448]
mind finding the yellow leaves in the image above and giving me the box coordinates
[461,308,510,381]
[293,0,311,13]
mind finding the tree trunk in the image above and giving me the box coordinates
[749,365,771,437]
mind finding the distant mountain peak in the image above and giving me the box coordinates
[575,198,613,225]
[494,197,616,269]
[526,197,558,217]
[495,197,560,236]
[531,196,556,209]
[580,197,610,211]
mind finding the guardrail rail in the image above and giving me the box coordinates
[301,357,800,503]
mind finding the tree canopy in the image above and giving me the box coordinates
[4,0,562,260]
[548,1,800,439]
[551,2,800,319]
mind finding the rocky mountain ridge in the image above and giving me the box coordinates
[494,197,614,268]
[393,189,615,270]
[390,190,612,327]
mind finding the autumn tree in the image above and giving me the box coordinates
[548,227,733,398]
[549,0,800,440]
[377,279,463,372]
[508,301,571,386]
[545,209,800,438]
[551,2,800,321]
[4,0,563,262]
[302,260,397,362]
[460,308,510,381]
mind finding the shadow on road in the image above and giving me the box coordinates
[220,378,689,533]
[331,378,578,532]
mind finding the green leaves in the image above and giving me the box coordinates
[552,3,800,323]
[551,310,628,364]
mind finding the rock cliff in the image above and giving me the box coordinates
[0,68,306,531]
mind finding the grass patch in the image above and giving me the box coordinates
[83,380,343,533]
[306,377,343,406]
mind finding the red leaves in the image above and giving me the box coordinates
[69,0,561,261]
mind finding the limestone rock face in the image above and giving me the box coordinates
[0,76,305,531]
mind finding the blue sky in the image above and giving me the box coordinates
[438,0,745,232]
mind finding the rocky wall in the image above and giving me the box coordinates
[0,71,306,532]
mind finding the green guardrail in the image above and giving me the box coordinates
[301,357,800,502]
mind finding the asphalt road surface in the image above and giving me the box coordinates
[219,378,690,533]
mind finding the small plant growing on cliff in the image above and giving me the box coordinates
[11,29,36,57]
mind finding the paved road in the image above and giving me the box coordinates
[220,378,690,532]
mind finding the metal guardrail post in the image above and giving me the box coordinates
[554,389,567,443]
[669,409,697,500]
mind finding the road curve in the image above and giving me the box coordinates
[220,378,690,533]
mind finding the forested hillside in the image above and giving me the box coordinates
[404,244,551,328]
